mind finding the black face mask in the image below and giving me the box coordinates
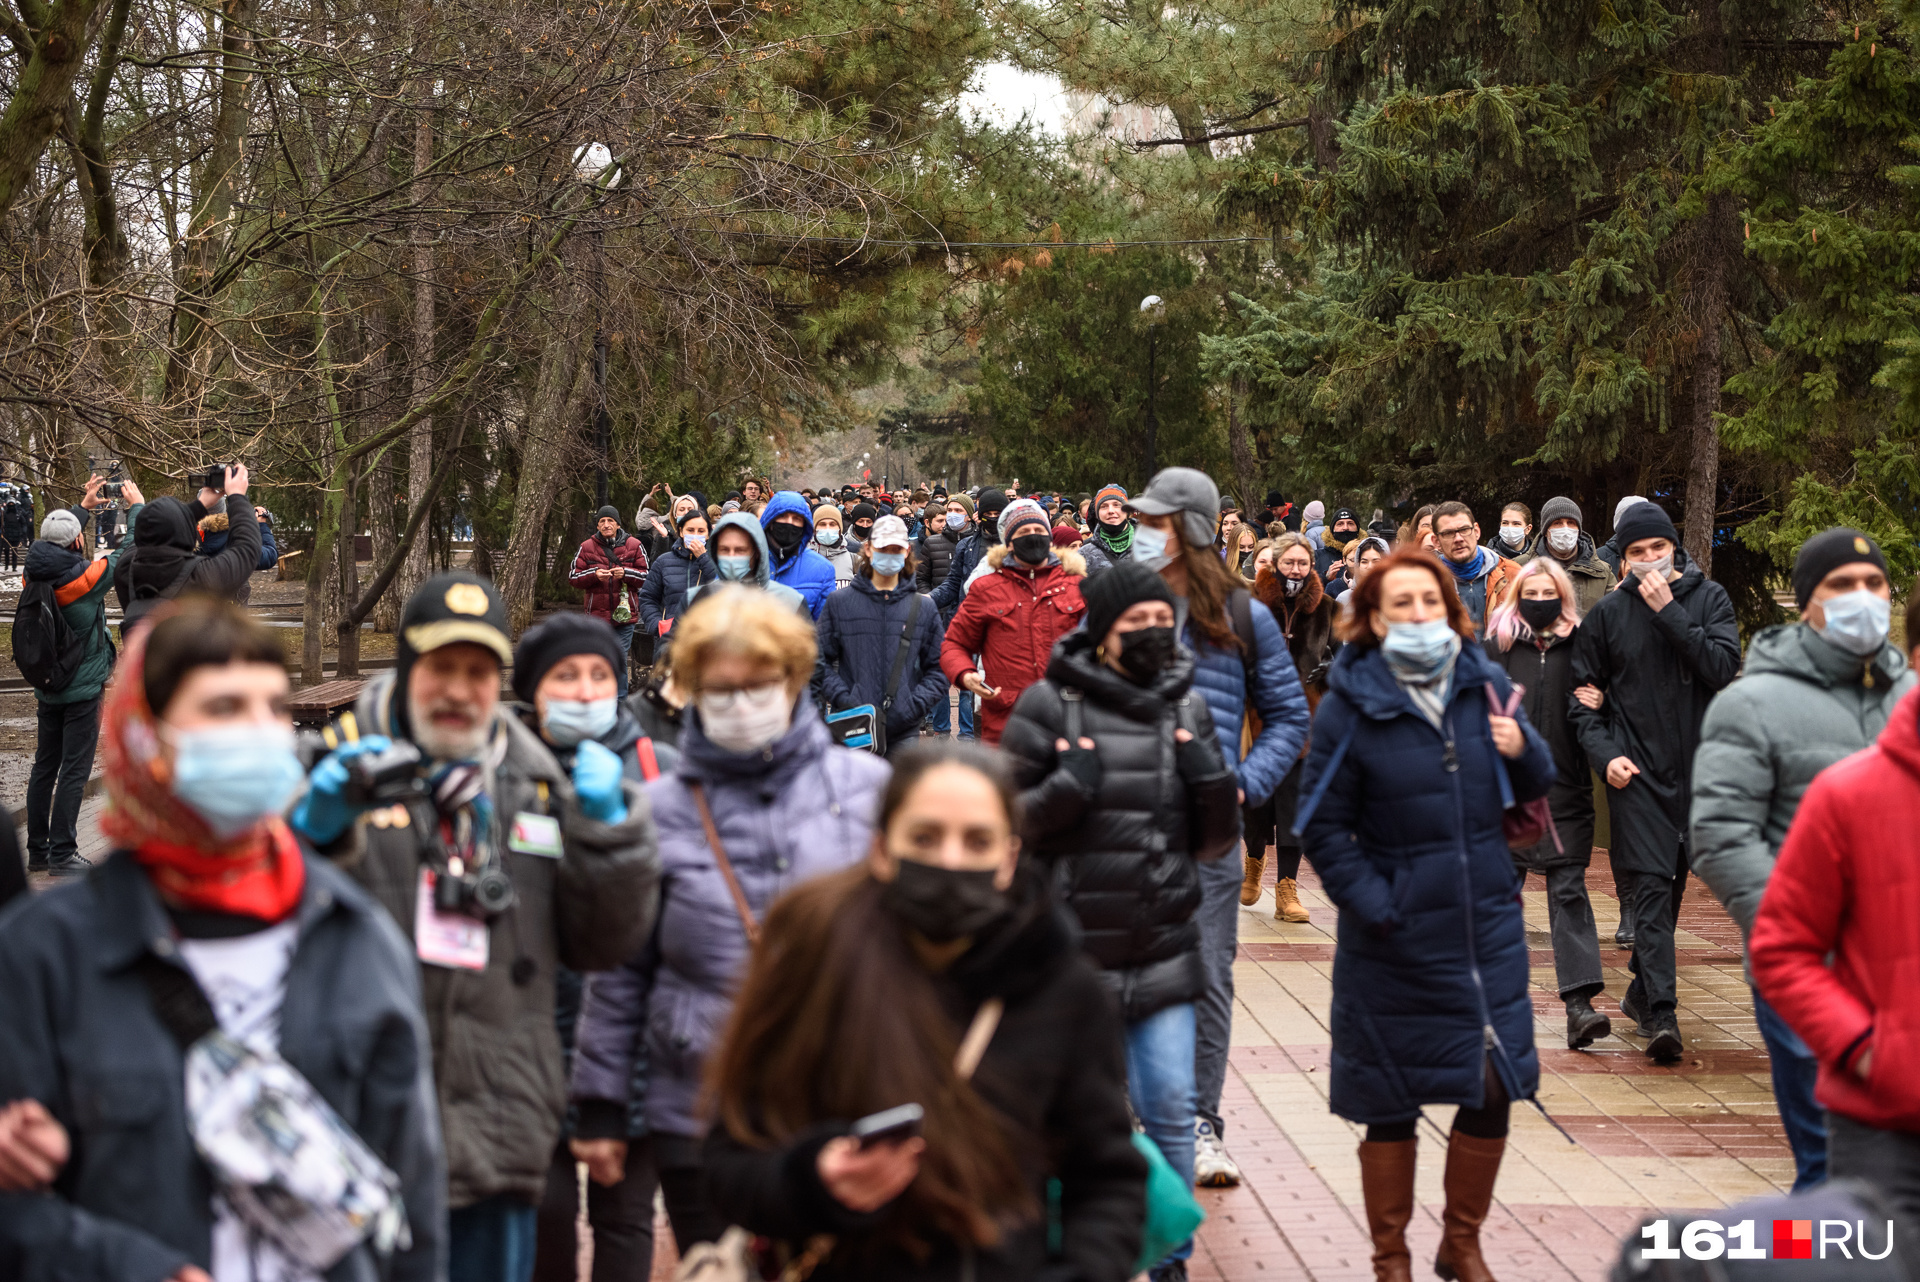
[1012,532,1052,565]
[1098,517,1131,536]
[1116,625,1178,683]
[883,859,1009,943]
[1517,597,1563,634]
[853,523,873,542]
[766,521,805,553]
[980,512,1006,543]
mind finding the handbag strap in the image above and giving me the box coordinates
[953,997,1004,1081]
[688,782,760,946]
[1482,682,1519,810]
[881,593,925,712]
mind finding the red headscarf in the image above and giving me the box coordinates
[99,605,306,920]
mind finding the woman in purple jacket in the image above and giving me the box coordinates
[567,585,891,1250]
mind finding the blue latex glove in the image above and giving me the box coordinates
[571,739,628,824]
[291,735,394,845]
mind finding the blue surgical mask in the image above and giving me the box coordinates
[1380,618,1462,684]
[1817,588,1891,658]
[945,512,966,531]
[1133,524,1174,571]
[168,724,305,837]
[717,554,754,581]
[871,551,907,577]
[543,695,618,748]
[817,528,842,546]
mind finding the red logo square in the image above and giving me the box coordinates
[1773,1219,1813,1260]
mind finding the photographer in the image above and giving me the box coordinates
[115,464,262,632]
[290,571,661,1282]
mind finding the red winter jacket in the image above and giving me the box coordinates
[939,545,1087,744]
[1750,686,1920,1132]
[570,531,649,623]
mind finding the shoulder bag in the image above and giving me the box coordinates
[1484,682,1562,854]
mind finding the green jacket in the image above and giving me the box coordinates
[1690,623,1915,950]
[24,509,134,705]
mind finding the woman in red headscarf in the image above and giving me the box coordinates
[0,594,444,1282]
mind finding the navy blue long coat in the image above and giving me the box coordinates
[1297,641,1555,1124]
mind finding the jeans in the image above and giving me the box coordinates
[1194,853,1241,1139]
[1828,1112,1920,1248]
[612,621,637,698]
[1753,987,1827,1191]
[1621,863,1687,1019]
[450,1194,540,1282]
[27,697,99,867]
[1539,862,1604,998]
[1127,1002,1197,1266]
[533,1141,658,1282]
[928,687,974,738]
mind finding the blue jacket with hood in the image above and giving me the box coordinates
[1185,595,1312,806]
[757,491,836,618]
[688,512,808,617]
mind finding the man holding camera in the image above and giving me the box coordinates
[113,463,262,632]
[291,572,662,1282]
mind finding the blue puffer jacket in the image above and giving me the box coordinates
[928,530,993,615]
[1185,593,1311,805]
[759,491,836,617]
[638,539,718,638]
[815,575,947,740]
[1297,642,1554,1124]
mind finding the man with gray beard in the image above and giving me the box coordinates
[292,571,661,1282]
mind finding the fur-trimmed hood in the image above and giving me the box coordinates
[1253,564,1322,614]
[985,543,1087,578]
[197,510,229,535]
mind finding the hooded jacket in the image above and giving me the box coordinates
[23,509,127,704]
[569,526,650,623]
[1298,642,1554,1123]
[194,510,279,576]
[1253,566,1338,711]
[1078,521,1134,579]
[1692,624,1914,947]
[1001,634,1240,1021]
[813,531,856,590]
[689,512,809,617]
[758,491,837,618]
[638,536,719,638]
[1568,565,1741,872]
[570,705,888,1138]
[114,496,261,629]
[815,574,947,740]
[938,546,1087,745]
[702,871,1147,1282]
[1525,529,1616,617]
[1750,688,1920,1132]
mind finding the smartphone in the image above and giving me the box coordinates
[849,1103,924,1149]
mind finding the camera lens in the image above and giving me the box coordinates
[471,868,516,917]
[434,870,468,914]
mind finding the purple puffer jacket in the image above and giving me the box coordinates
[570,701,889,1137]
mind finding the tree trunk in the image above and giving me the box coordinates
[335,452,361,677]
[0,0,111,220]
[500,322,590,634]
[365,294,401,630]
[399,80,436,606]
[1226,375,1258,522]
[1684,213,1727,578]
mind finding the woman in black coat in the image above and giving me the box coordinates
[637,509,716,642]
[1483,559,1611,1052]
[999,562,1240,1281]
[703,743,1146,1282]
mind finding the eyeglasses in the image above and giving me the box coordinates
[1434,524,1475,542]
[698,681,785,711]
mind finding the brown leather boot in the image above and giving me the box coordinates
[1274,877,1311,922]
[1358,1138,1417,1282]
[1240,853,1265,905]
[1433,1132,1505,1282]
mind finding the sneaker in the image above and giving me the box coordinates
[1193,1118,1242,1187]
[26,850,47,873]
[1618,984,1654,1038]
[1566,996,1612,1050]
[1646,1017,1684,1064]
[47,853,92,879]
[1149,1260,1189,1282]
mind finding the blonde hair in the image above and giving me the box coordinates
[672,585,818,696]
[1486,557,1583,652]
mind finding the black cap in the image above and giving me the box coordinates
[399,572,513,669]
[1081,561,1176,644]
[596,505,620,523]
[1331,507,1359,525]
[1612,502,1679,554]
[513,612,627,703]
[849,502,877,524]
[1794,528,1889,609]
[977,487,1008,517]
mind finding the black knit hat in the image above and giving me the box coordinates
[596,505,620,523]
[1081,560,1176,644]
[1612,502,1679,553]
[513,612,627,703]
[977,487,1009,517]
[848,502,878,524]
[1794,528,1889,609]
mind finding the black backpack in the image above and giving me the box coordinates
[14,577,88,692]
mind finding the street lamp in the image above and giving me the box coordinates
[1139,295,1165,482]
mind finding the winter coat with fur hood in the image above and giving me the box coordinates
[938,546,1087,745]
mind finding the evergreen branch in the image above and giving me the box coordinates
[1133,117,1310,150]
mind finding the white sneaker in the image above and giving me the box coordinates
[1193,1118,1242,1187]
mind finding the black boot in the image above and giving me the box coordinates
[1566,996,1612,1049]
[1646,1014,1684,1064]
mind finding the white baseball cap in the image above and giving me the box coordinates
[869,514,911,551]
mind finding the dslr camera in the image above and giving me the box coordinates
[193,463,238,492]
[339,738,429,807]
[434,857,517,920]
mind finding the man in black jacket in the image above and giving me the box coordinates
[113,464,262,634]
[1570,502,1741,1063]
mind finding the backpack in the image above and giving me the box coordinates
[13,576,88,692]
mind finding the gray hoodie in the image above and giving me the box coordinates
[688,511,807,615]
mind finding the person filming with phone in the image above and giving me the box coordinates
[114,463,263,634]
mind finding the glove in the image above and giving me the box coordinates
[1058,741,1102,796]
[1175,731,1222,782]
[571,739,628,824]
[290,735,394,845]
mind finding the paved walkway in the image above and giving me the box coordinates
[1191,855,1789,1282]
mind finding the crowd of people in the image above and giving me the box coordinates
[0,461,1916,1282]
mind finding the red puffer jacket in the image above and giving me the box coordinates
[569,531,649,622]
[1750,686,1920,1132]
[939,545,1087,744]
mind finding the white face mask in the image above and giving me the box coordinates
[543,695,618,747]
[1816,588,1892,658]
[697,682,792,754]
[1499,524,1527,549]
[1546,526,1579,555]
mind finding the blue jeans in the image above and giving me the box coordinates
[1753,986,1827,1190]
[1194,853,1241,1139]
[928,687,975,738]
[451,1194,539,1282]
[1127,1001,1197,1265]
[612,621,636,698]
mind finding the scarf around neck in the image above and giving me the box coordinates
[1096,520,1135,556]
[1444,545,1492,582]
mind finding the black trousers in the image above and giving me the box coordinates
[27,698,99,865]
[1621,861,1688,1019]
[1829,1112,1920,1252]
[1244,758,1305,880]
[534,1140,659,1282]
[653,1132,730,1254]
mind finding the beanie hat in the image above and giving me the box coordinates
[1265,490,1285,509]
[977,487,1009,517]
[675,506,706,530]
[1303,500,1325,525]
[595,505,620,523]
[512,612,627,704]
[1540,496,1583,530]
[1612,502,1679,553]
[1093,484,1129,512]
[1793,528,1889,610]
[948,492,975,516]
[848,502,878,524]
[1051,524,1082,547]
[38,509,80,547]
[1081,560,1176,643]
[1612,494,1648,531]
[998,498,1050,543]
[813,503,842,526]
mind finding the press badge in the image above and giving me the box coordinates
[508,812,564,857]
[415,868,489,970]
